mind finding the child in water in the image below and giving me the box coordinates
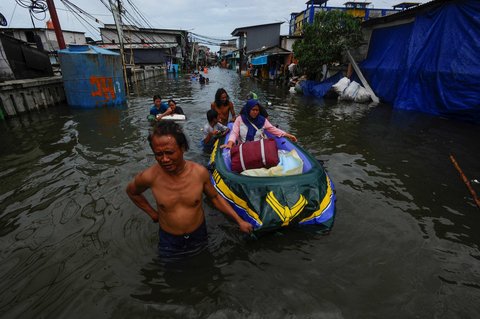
[202,109,229,153]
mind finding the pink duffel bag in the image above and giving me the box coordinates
[231,139,279,173]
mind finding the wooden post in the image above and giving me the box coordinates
[450,154,480,209]
[109,0,130,96]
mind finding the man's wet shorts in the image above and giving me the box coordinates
[158,220,208,258]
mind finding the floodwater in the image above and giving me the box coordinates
[1,68,479,318]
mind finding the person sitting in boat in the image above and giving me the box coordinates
[149,95,169,118]
[221,99,297,149]
[211,88,236,125]
[202,109,229,153]
[156,99,185,120]
[240,94,269,119]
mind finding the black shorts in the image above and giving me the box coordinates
[158,220,208,258]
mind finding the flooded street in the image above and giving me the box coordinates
[1,68,479,318]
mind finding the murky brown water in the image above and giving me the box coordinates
[1,68,479,318]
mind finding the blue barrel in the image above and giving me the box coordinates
[58,44,126,108]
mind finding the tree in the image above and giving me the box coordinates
[292,11,363,81]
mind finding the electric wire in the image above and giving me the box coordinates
[9,2,18,25]
[15,0,47,21]
[59,0,104,40]
[60,0,105,25]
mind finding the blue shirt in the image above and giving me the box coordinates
[149,102,169,116]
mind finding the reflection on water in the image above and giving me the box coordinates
[0,67,479,318]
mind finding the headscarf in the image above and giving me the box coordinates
[241,99,266,141]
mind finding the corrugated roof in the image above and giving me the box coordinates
[231,22,283,36]
[362,0,442,27]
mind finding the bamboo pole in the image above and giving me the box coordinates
[450,154,480,209]
[346,50,379,103]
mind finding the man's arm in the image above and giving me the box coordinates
[126,171,159,222]
[221,117,240,149]
[202,169,252,233]
[156,107,173,120]
[203,128,216,145]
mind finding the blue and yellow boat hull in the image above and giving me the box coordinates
[209,136,336,233]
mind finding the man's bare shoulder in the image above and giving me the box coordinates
[136,163,161,185]
[187,160,208,171]
[186,161,209,178]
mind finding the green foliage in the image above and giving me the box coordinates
[292,11,362,80]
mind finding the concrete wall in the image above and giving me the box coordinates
[245,24,282,52]
[0,76,65,117]
[129,66,165,82]
[0,63,169,119]
[280,37,298,52]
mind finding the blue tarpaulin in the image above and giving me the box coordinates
[300,72,344,98]
[251,55,268,66]
[360,0,480,119]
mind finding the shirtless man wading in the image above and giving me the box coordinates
[211,88,236,125]
[126,121,252,258]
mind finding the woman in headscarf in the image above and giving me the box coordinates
[221,99,296,149]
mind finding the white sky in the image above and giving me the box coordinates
[1,0,424,49]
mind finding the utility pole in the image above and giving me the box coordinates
[109,0,130,95]
[190,35,195,65]
[46,0,66,49]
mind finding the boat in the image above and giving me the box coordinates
[159,114,186,121]
[208,130,336,234]
[147,114,186,123]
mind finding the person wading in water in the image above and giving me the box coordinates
[211,88,236,126]
[126,121,252,258]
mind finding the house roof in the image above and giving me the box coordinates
[231,22,283,36]
[344,2,371,7]
[0,27,85,34]
[98,43,178,50]
[362,0,446,27]
[247,45,291,56]
[392,2,421,9]
[305,0,328,5]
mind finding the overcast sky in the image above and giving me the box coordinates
[1,0,425,48]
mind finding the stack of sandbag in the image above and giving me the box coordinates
[332,77,372,103]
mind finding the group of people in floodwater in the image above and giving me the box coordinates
[126,88,297,259]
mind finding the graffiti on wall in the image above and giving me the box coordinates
[90,76,116,103]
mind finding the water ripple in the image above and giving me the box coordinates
[0,68,479,318]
